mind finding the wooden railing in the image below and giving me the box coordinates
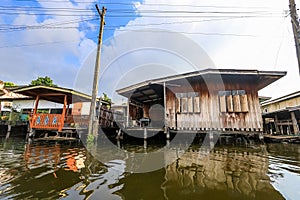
[30,114,63,130]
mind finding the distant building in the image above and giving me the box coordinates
[261,91,300,134]
[0,81,30,119]
[117,69,286,133]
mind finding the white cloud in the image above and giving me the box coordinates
[1,0,300,101]
[0,0,97,87]
[108,0,300,99]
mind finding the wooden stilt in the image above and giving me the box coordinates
[166,128,170,140]
[5,125,11,139]
[144,127,147,140]
[274,115,280,134]
[291,111,299,134]
[116,129,123,140]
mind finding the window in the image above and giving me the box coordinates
[176,92,200,113]
[218,90,248,113]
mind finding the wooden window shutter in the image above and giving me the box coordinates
[194,96,200,112]
[219,95,227,113]
[240,94,249,112]
[233,95,241,112]
[226,95,233,112]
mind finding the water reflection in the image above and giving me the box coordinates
[267,143,300,200]
[0,137,299,200]
[161,146,283,200]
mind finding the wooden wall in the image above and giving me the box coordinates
[166,79,263,132]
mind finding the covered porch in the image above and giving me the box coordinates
[262,106,300,135]
[12,85,92,135]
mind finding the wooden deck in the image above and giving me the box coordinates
[264,134,300,143]
[34,136,78,141]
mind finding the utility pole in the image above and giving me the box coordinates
[289,0,300,74]
[88,5,106,139]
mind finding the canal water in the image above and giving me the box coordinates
[0,135,299,200]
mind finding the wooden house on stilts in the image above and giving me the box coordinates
[12,85,113,140]
[117,69,286,134]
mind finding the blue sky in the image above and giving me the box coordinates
[1,0,300,101]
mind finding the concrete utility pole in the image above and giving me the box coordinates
[289,0,300,74]
[88,5,106,138]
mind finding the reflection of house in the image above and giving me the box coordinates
[161,147,283,199]
[24,143,86,173]
[117,69,286,133]
[262,91,300,134]
[116,146,283,199]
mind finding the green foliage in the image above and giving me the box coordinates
[4,82,16,87]
[30,76,57,87]
[87,134,95,146]
[102,93,112,104]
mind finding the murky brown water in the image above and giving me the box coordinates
[0,136,299,200]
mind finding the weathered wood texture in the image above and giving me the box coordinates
[166,79,262,132]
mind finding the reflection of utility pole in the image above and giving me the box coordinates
[88,5,106,138]
[289,0,300,74]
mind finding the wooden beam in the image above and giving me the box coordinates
[40,93,66,96]
[163,82,168,133]
[31,95,40,129]
[126,98,130,128]
[59,95,67,132]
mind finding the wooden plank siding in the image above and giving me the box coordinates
[166,80,263,131]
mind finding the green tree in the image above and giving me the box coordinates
[102,93,112,104]
[30,76,57,86]
[4,82,16,87]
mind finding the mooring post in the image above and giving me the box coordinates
[117,139,121,148]
[5,124,11,140]
[116,129,123,140]
[166,139,170,147]
[209,132,214,149]
[166,128,170,140]
[144,127,147,140]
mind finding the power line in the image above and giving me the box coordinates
[104,28,259,37]
[0,17,99,32]
[0,11,97,17]
[0,5,283,13]
[14,0,273,10]
[0,14,285,33]
[0,39,86,48]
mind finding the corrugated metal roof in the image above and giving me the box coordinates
[261,90,300,106]
[117,68,286,103]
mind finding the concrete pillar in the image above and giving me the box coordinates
[144,127,147,140]
[291,111,299,134]
[274,115,280,134]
